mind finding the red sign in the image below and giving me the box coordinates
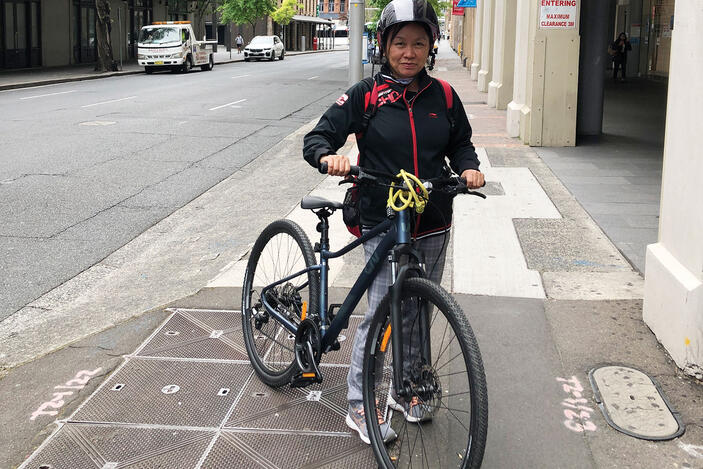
[452,0,463,16]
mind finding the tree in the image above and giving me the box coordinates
[191,0,217,39]
[95,0,117,72]
[219,0,276,36]
[270,0,302,26]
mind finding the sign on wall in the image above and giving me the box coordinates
[456,0,477,7]
[539,0,577,29]
[451,0,464,16]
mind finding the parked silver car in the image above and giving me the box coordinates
[244,35,285,61]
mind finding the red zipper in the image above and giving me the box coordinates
[403,80,432,237]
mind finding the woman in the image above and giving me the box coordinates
[303,0,484,444]
[611,32,632,82]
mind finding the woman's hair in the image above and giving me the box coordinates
[618,32,627,39]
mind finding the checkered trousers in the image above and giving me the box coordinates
[346,231,449,404]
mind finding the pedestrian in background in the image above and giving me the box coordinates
[235,33,244,54]
[611,32,632,82]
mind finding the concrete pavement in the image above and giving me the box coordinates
[1,42,702,469]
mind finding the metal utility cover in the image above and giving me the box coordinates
[589,365,684,440]
[226,366,349,433]
[201,430,376,468]
[71,358,252,427]
[23,423,213,469]
[137,310,248,360]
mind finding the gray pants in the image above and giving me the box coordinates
[346,231,448,404]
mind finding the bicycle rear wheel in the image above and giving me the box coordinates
[363,277,488,469]
[242,219,319,387]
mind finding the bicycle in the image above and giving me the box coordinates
[241,164,489,468]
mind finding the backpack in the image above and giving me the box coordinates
[342,77,455,238]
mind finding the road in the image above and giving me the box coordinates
[0,51,353,322]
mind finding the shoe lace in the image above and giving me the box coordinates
[357,402,386,424]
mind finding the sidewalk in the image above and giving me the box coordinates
[3,44,703,469]
[0,47,339,91]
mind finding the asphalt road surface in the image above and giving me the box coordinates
[0,51,354,321]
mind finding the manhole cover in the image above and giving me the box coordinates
[589,366,684,440]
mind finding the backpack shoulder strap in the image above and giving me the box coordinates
[433,78,455,130]
[360,77,378,131]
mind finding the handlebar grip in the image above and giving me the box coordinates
[318,161,360,177]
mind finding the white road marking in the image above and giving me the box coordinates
[453,147,560,298]
[307,76,319,80]
[81,96,137,108]
[231,74,250,79]
[209,98,246,111]
[20,90,76,100]
[0,82,63,94]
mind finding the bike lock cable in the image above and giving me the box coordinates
[388,170,429,214]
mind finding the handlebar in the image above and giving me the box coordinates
[318,162,486,199]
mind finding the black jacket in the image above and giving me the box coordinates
[303,68,480,237]
[611,39,632,62]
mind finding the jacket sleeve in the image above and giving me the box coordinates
[303,80,369,169]
[445,86,481,174]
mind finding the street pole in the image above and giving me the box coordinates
[349,0,364,85]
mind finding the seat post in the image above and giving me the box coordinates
[315,209,332,251]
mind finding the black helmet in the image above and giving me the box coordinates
[377,0,440,51]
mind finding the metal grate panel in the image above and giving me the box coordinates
[71,359,252,427]
[138,310,248,361]
[226,366,349,433]
[320,315,362,365]
[201,430,376,469]
[23,423,213,469]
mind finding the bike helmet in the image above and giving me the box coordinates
[376,0,440,53]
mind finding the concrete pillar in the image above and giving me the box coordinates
[461,8,476,68]
[515,0,580,146]
[506,0,533,137]
[643,2,703,380]
[470,0,483,80]
[487,0,517,109]
[576,0,609,136]
[477,0,495,92]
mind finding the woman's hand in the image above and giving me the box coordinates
[461,169,485,189]
[320,154,351,176]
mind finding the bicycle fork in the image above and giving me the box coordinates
[388,249,432,400]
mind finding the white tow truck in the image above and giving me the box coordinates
[137,21,217,74]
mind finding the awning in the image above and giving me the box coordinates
[291,15,333,25]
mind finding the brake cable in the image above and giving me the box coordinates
[387,170,429,213]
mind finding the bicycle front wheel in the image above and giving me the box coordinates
[242,219,319,387]
[363,277,488,469]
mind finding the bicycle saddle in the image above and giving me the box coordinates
[300,196,343,210]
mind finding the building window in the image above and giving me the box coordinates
[340,0,344,13]
[328,0,334,12]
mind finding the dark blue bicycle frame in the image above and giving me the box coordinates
[259,208,413,352]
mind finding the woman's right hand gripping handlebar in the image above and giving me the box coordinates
[319,155,351,177]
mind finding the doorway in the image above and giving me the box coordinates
[2,0,41,69]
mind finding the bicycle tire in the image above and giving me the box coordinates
[363,277,488,469]
[242,219,319,387]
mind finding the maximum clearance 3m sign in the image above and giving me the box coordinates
[539,0,577,29]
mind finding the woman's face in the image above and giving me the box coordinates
[619,33,626,41]
[386,23,431,80]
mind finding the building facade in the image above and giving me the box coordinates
[0,0,330,70]
[457,0,702,379]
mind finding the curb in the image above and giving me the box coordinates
[0,48,343,92]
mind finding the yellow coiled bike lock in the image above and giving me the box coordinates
[387,169,429,213]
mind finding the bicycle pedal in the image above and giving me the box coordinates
[290,371,323,388]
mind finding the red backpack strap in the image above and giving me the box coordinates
[434,78,453,111]
[434,78,456,130]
